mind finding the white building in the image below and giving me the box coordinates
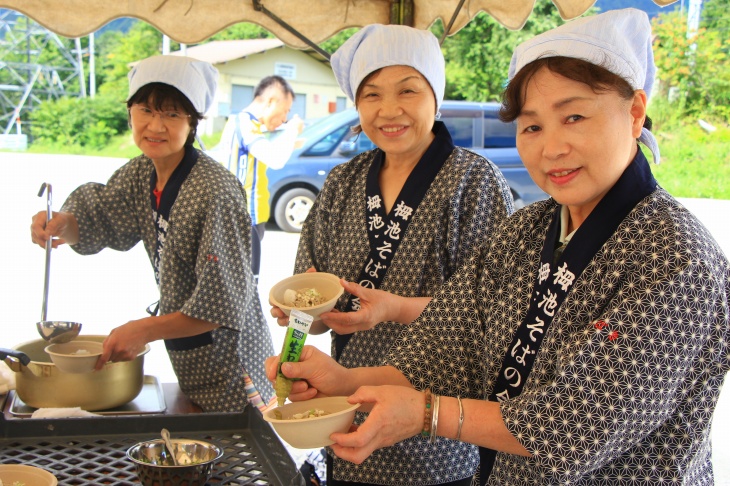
[170,38,350,134]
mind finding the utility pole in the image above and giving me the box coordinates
[89,33,96,98]
[75,37,87,97]
[687,0,702,38]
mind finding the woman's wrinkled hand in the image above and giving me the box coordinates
[30,210,79,249]
[269,304,289,327]
[95,318,150,370]
[270,267,318,327]
[265,345,350,401]
[329,385,424,464]
[319,279,395,334]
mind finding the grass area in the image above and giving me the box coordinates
[18,131,224,160]
[650,123,730,199]
[6,121,729,200]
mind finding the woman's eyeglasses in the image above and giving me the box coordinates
[129,105,191,125]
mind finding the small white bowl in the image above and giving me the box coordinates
[269,272,344,319]
[263,396,360,449]
[45,340,104,374]
[0,464,58,486]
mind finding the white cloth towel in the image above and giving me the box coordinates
[31,407,100,418]
[0,361,15,395]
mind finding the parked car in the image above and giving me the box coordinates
[267,100,547,232]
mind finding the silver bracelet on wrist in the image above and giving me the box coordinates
[456,396,464,441]
[429,393,440,444]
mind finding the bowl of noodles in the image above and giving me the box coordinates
[44,340,104,374]
[269,272,344,319]
[0,464,57,486]
[263,396,360,449]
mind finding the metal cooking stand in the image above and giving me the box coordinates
[0,394,305,486]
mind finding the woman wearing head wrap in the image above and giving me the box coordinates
[271,24,514,486]
[30,55,276,413]
[267,9,730,484]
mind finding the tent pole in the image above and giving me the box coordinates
[389,0,414,26]
[252,0,331,59]
[440,0,466,45]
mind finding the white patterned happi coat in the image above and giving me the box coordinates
[61,149,275,412]
[389,187,730,485]
[296,141,515,484]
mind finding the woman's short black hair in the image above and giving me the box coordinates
[126,82,203,145]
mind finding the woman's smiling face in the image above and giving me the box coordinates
[355,65,437,165]
[130,97,192,167]
[515,66,646,228]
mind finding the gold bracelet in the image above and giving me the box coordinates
[429,393,440,445]
[421,389,432,438]
[456,396,464,441]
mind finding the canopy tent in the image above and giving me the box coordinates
[1,0,679,50]
[0,0,680,142]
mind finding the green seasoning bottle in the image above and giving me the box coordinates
[276,309,314,407]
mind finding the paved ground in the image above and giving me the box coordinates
[2,153,730,481]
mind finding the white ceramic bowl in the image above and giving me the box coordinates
[0,464,58,486]
[263,396,360,449]
[44,340,103,374]
[269,272,344,319]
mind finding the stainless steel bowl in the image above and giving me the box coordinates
[127,438,223,486]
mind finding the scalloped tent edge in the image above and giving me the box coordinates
[0,0,679,49]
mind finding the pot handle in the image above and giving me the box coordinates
[0,347,31,369]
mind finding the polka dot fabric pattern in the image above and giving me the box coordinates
[389,189,730,485]
[61,150,275,412]
[295,146,514,484]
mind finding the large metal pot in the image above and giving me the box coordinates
[1,335,150,411]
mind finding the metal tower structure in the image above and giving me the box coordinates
[0,10,84,136]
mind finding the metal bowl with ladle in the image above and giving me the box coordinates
[35,182,82,344]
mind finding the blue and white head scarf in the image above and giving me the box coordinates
[508,8,660,164]
[330,24,445,111]
[128,55,218,115]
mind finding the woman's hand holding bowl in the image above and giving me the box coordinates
[328,385,425,465]
[318,279,400,334]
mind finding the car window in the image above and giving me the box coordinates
[305,125,350,156]
[333,130,377,157]
[484,114,516,148]
[351,131,376,152]
[440,109,480,147]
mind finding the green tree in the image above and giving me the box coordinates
[319,28,358,56]
[96,21,176,100]
[700,0,730,37]
[206,23,273,41]
[434,0,569,101]
[652,10,730,122]
[29,95,129,149]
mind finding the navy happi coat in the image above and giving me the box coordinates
[296,123,515,484]
[389,151,730,485]
[62,149,275,412]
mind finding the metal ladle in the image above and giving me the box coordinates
[36,183,82,344]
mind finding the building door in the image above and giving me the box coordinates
[231,84,254,115]
[291,93,306,120]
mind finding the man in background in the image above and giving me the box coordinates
[216,75,304,282]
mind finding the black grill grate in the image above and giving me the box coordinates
[2,433,292,484]
[1,399,305,486]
